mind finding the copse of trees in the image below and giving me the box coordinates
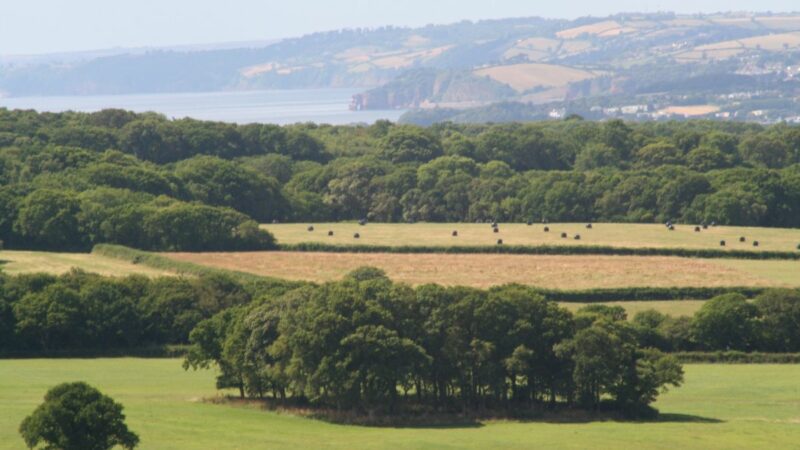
[185,268,684,417]
[1,109,800,252]
[0,269,301,355]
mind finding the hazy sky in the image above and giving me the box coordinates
[1,0,799,55]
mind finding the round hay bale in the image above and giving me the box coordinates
[544,227,550,232]
[452,230,458,237]
[720,240,726,247]
[491,222,498,228]
[353,233,361,239]
[526,220,533,226]
[358,219,367,226]
[668,225,675,231]
[711,221,717,227]
[307,225,315,232]
[694,226,701,232]
[493,227,500,233]
[497,239,504,245]
[586,223,593,229]
[561,232,568,239]
[739,236,746,243]
[702,223,709,230]
[574,234,581,240]
[328,231,334,236]
[753,241,760,247]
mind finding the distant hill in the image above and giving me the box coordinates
[3,12,800,123]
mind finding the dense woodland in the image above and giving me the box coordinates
[1,109,800,251]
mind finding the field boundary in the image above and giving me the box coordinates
[674,351,800,364]
[92,244,306,289]
[277,242,800,260]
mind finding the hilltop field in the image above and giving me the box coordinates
[0,359,798,450]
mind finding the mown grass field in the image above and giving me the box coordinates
[0,359,798,450]
[262,222,800,253]
[165,251,800,289]
[0,250,171,277]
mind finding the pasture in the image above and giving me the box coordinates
[262,222,800,253]
[0,359,798,450]
[0,250,171,277]
[560,300,707,317]
[164,251,800,289]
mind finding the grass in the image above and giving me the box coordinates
[164,251,800,289]
[1,359,798,449]
[262,222,800,254]
[560,300,707,317]
[0,250,171,277]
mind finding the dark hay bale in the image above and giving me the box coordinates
[694,226,701,232]
[720,240,726,247]
[586,223,593,229]
[452,230,458,237]
[353,233,361,239]
[753,241,760,247]
[668,225,675,231]
[526,220,533,226]
[544,227,550,232]
[491,222,498,228]
[561,232,568,239]
[711,221,717,227]
[307,225,315,232]
[493,227,500,233]
[574,234,581,240]
[328,231,334,236]
[702,223,709,230]
[740,237,746,243]
[358,219,367,226]
[497,239,504,245]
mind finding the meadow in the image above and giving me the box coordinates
[165,251,800,289]
[0,250,171,277]
[262,222,800,253]
[0,359,798,450]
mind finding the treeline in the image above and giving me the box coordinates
[184,267,684,417]
[0,269,300,355]
[1,109,800,251]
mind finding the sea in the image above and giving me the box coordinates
[0,88,405,125]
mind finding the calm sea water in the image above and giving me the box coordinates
[0,88,405,125]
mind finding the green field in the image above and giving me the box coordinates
[1,359,798,449]
[263,222,800,253]
[560,300,707,317]
[0,250,172,277]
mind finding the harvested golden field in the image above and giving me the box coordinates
[263,222,800,254]
[0,250,171,277]
[474,63,596,92]
[163,251,800,290]
[556,20,638,39]
[677,31,800,61]
[658,105,721,117]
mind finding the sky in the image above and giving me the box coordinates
[1,0,799,55]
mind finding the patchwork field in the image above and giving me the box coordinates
[263,222,800,253]
[474,63,598,92]
[1,359,798,450]
[164,251,800,289]
[0,250,171,277]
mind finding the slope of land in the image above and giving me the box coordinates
[0,250,171,277]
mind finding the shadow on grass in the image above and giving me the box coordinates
[208,397,724,428]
